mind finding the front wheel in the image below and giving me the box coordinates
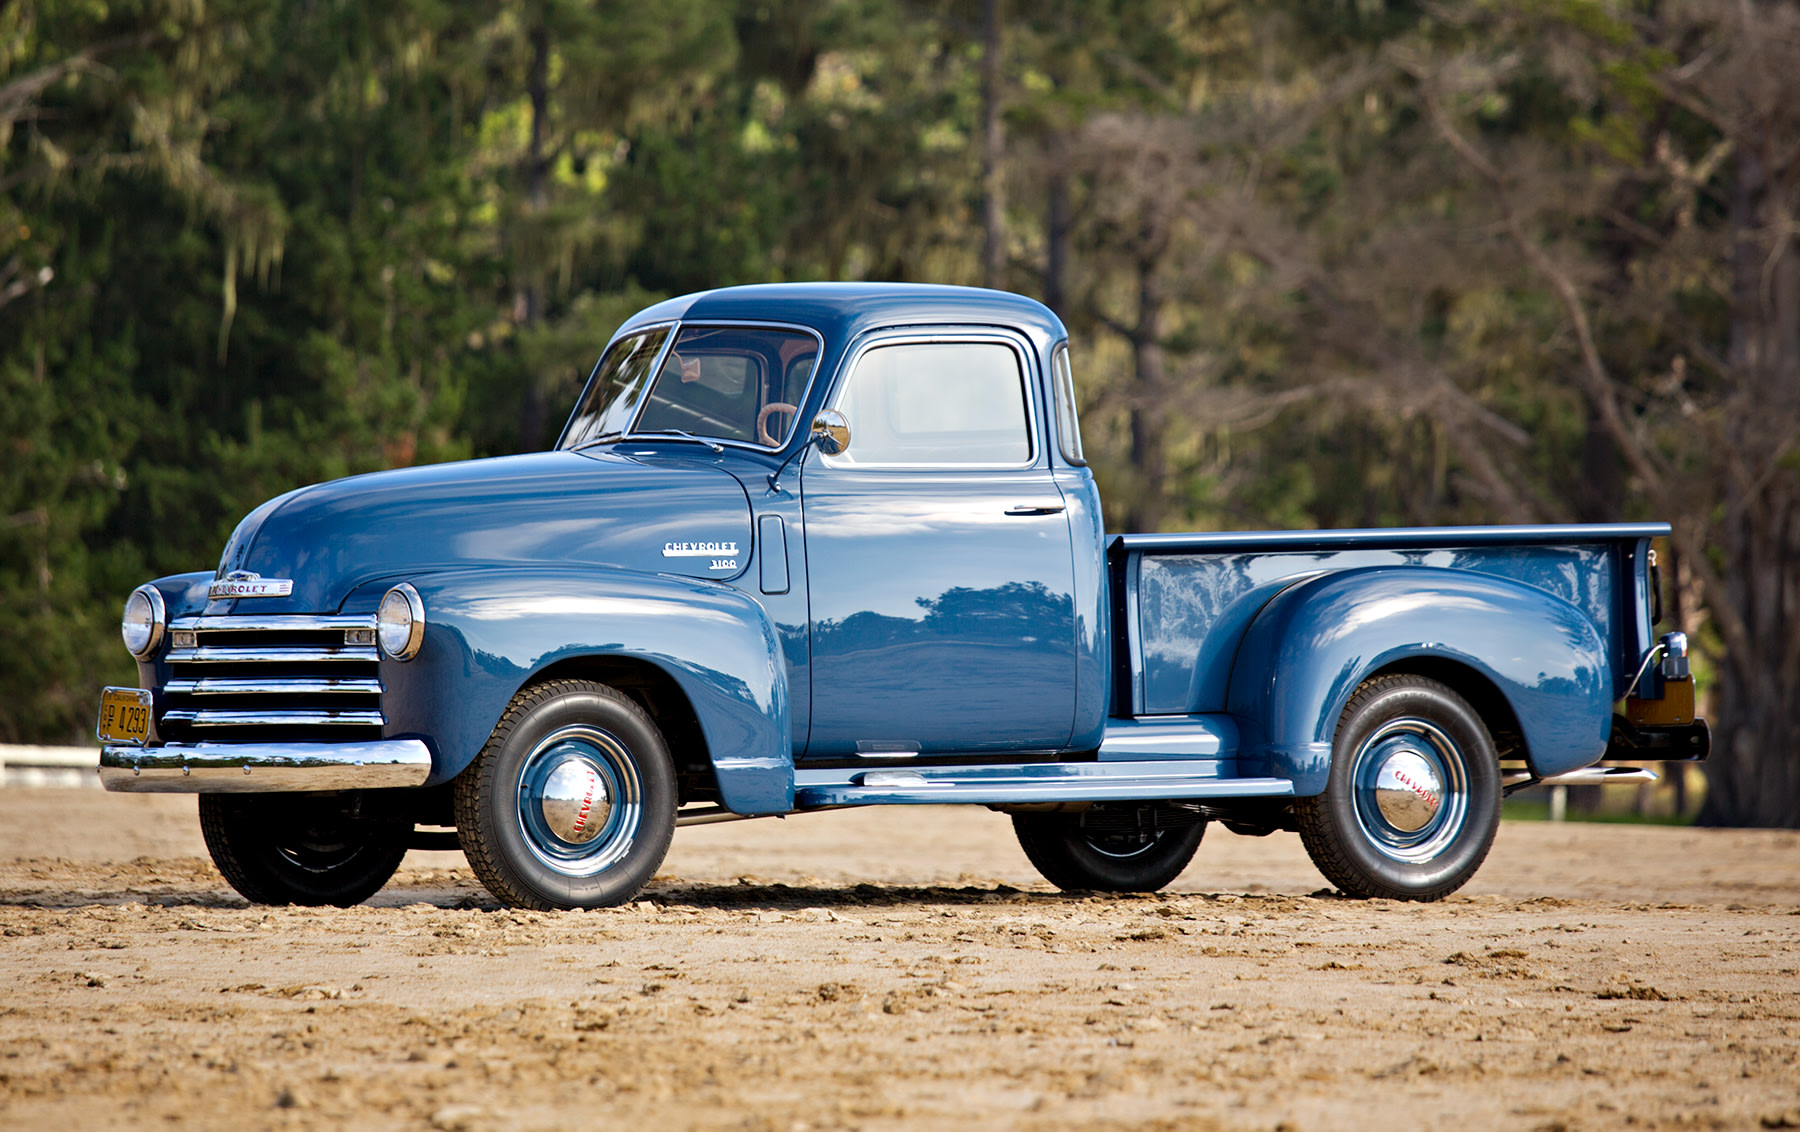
[454,680,677,910]
[1296,674,1500,901]
[199,794,408,907]
[1013,803,1206,892]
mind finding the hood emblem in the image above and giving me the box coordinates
[209,570,294,600]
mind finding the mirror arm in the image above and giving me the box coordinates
[768,410,848,494]
[766,438,813,494]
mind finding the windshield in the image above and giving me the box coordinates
[559,326,674,449]
[633,325,820,448]
[559,323,821,451]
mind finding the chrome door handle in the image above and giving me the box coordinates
[1004,502,1066,516]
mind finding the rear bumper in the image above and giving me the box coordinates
[98,740,432,793]
[1603,716,1711,762]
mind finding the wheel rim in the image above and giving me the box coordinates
[275,834,362,873]
[1083,830,1167,860]
[515,724,643,878]
[270,810,367,873]
[1078,804,1182,860]
[1349,717,1468,864]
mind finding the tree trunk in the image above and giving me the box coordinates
[1043,131,1070,319]
[1575,405,1623,523]
[1698,140,1800,828]
[1124,249,1168,534]
[979,0,1005,290]
[1702,472,1800,827]
[516,17,551,452]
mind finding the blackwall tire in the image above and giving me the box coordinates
[453,680,676,911]
[1012,804,1205,892]
[1296,674,1500,902]
[199,794,408,907]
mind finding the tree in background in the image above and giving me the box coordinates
[0,0,291,740]
[0,0,1793,827]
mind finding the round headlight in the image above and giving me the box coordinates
[121,585,166,659]
[377,583,425,661]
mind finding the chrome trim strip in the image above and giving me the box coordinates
[170,614,377,633]
[99,740,432,793]
[1112,522,1673,554]
[165,677,384,696]
[1503,766,1658,789]
[792,760,1292,808]
[674,805,775,827]
[795,774,1296,809]
[167,645,380,664]
[161,709,386,728]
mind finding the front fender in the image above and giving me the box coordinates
[135,571,217,704]
[1224,566,1612,795]
[371,568,792,813]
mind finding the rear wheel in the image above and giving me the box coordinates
[199,794,408,907]
[454,680,677,910]
[1296,674,1500,901]
[1013,803,1206,892]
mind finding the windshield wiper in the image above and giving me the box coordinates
[635,429,724,454]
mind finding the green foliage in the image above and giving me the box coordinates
[2,0,1797,835]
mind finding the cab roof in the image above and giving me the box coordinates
[615,283,1068,349]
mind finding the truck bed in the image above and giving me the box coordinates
[1110,523,1665,719]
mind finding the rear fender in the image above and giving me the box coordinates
[1224,566,1611,795]
[370,568,792,813]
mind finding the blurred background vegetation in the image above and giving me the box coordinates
[1,0,1795,826]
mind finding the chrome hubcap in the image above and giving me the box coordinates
[1351,719,1467,863]
[1372,748,1443,833]
[539,759,613,844]
[516,725,641,877]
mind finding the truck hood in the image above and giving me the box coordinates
[213,449,753,613]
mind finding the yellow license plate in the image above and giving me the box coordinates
[96,686,152,745]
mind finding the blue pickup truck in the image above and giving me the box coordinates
[96,284,1707,910]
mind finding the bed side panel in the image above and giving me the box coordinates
[1136,545,1618,715]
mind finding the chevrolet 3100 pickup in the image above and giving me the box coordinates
[95,284,1709,910]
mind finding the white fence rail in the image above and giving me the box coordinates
[0,744,101,789]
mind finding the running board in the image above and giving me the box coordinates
[793,760,1293,809]
[1502,765,1658,796]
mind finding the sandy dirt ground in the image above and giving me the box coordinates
[2,790,1797,1131]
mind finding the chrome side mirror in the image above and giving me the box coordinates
[768,410,852,494]
[810,410,850,455]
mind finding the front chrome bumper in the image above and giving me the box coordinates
[99,740,432,793]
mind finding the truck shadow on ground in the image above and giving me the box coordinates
[638,879,1333,913]
[0,857,1350,912]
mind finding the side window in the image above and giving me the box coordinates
[1051,344,1086,465]
[825,341,1033,467]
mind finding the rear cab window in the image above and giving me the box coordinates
[1051,343,1086,466]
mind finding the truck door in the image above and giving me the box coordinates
[800,333,1078,757]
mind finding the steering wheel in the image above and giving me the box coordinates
[757,402,799,447]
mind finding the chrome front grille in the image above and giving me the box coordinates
[157,615,384,742]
